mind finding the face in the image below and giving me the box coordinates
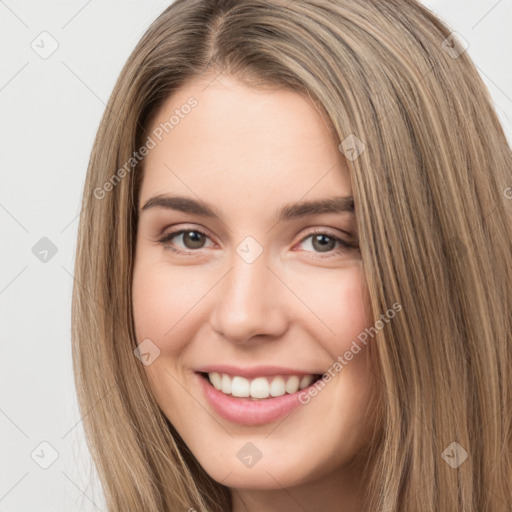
[132,74,378,494]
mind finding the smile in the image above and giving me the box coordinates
[205,372,322,400]
[196,370,324,425]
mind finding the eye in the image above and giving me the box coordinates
[296,229,358,258]
[156,227,358,258]
[157,228,214,255]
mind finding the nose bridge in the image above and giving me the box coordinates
[209,243,287,343]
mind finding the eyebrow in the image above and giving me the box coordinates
[140,194,354,222]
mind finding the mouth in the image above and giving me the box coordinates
[196,370,324,425]
[198,371,324,400]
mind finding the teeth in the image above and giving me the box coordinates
[299,375,314,390]
[231,376,250,397]
[269,376,286,397]
[221,373,231,394]
[207,372,317,399]
[209,372,222,390]
[250,377,270,398]
[285,375,300,394]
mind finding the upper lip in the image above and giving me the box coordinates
[195,364,322,379]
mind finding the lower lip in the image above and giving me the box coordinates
[197,373,312,425]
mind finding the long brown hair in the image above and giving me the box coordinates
[72,0,512,510]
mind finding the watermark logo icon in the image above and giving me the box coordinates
[31,31,59,59]
[32,237,58,263]
[31,441,59,469]
[236,236,263,264]
[134,338,161,366]
[446,236,467,259]
[236,442,262,468]
[338,134,366,161]
[441,31,468,59]
[441,441,468,469]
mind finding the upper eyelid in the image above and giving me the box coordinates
[158,226,215,244]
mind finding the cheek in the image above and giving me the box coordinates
[131,258,202,419]
[331,262,369,337]
[289,262,374,415]
[288,261,370,349]
[315,262,372,359]
[131,257,205,352]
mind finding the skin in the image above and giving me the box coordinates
[132,73,379,512]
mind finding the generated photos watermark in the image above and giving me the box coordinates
[93,97,198,200]
[298,301,403,404]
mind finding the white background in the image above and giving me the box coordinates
[1,1,511,510]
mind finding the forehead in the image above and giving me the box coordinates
[140,74,351,208]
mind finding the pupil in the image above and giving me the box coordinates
[185,231,204,249]
[313,234,334,252]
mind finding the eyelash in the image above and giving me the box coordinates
[157,227,358,259]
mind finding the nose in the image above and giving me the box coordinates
[208,248,289,345]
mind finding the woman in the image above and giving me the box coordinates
[72,0,512,510]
